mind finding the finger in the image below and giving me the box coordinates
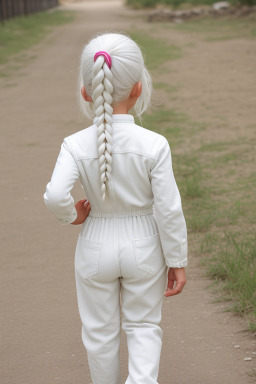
[85,203,91,212]
[164,288,181,297]
[168,272,175,281]
[77,199,87,206]
[76,199,87,208]
[167,277,175,290]
[84,200,89,207]
[85,204,91,216]
[167,270,176,289]
[164,281,185,297]
[168,268,175,280]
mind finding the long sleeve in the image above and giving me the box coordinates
[151,137,188,268]
[43,138,80,225]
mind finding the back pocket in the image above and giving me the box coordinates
[133,233,165,275]
[75,236,102,280]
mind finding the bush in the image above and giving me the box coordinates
[126,0,214,7]
[126,0,256,8]
[127,0,171,7]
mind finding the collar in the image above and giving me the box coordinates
[93,114,134,125]
[112,114,134,123]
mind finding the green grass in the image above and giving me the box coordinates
[135,108,188,144]
[173,15,256,41]
[135,107,205,149]
[128,29,182,70]
[183,174,205,199]
[132,21,256,329]
[199,141,229,152]
[0,10,75,67]
[154,81,181,93]
[140,112,255,323]
[201,231,256,323]
[247,369,256,379]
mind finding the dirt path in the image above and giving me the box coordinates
[0,2,255,384]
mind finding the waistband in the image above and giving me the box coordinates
[89,206,154,218]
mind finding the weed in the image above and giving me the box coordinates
[188,214,215,233]
[205,231,256,319]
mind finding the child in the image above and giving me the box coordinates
[44,32,187,384]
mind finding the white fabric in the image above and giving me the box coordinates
[44,113,188,268]
[75,215,167,384]
[43,113,188,383]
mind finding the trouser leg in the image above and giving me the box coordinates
[121,265,167,384]
[75,272,122,384]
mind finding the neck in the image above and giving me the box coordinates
[112,104,129,115]
[112,98,133,114]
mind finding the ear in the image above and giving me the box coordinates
[81,86,93,102]
[130,81,142,99]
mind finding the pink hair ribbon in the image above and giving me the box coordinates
[94,51,112,69]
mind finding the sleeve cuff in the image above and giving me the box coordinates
[165,258,188,268]
[164,238,188,268]
[58,207,77,226]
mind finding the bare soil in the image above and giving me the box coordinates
[0,1,255,383]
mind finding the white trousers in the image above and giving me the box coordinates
[74,211,168,384]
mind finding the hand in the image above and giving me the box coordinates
[164,267,187,297]
[71,199,91,225]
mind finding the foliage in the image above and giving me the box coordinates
[126,0,256,8]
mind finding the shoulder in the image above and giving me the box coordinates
[129,123,169,160]
[65,124,96,142]
[63,124,98,159]
[135,124,168,143]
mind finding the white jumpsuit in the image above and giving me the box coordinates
[44,113,188,384]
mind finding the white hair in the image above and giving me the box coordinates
[78,32,152,200]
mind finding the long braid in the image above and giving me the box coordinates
[92,56,113,200]
[103,63,113,182]
[79,34,153,199]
